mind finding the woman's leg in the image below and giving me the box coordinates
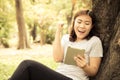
[9,60,72,80]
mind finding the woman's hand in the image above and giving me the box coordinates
[57,22,64,32]
[74,55,87,69]
[74,55,102,76]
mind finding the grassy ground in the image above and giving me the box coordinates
[0,44,58,80]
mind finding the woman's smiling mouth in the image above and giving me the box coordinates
[78,29,85,34]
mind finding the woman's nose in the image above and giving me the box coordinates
[79,23,85,28]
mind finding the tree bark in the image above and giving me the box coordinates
[40,29,46,45]
[90,0,120,80]
[15,0,30,49]
[66,0,76,29]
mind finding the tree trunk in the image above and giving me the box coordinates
[90,0,120,80]
[66,0,76,29]
[15,0,30,49]
[31,24,37,41]
[40,29,46,45]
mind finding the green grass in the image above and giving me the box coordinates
[0,48,58,80]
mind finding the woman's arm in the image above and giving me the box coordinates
[53,24,64,62]
[74,56,102,76]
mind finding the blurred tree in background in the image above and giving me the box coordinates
[15,0,30,49]
[0,0,91,48]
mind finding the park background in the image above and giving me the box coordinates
[0,0,92,80]
[0,0,120,80]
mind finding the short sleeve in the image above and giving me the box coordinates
[89,37,103,57]
[61,34,69,48]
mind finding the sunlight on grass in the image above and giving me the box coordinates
[0,45,58,80]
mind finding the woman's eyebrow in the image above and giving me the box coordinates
[77,18,91,22]
[85,21,91,23]
[77,19,82,21]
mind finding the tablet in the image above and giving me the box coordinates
[64,46,85,65]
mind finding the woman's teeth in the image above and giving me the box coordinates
[78,30,85,33]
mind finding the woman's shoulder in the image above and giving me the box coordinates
[89,36,102,43]
[90,36,101,40]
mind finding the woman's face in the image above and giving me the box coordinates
[74,15,92,41]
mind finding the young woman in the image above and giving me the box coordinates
[9,10,103,80]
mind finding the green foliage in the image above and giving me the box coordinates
[45,28,55,44]
[0,0,15,47]
[0,13,11,47]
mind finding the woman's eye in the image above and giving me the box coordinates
[77,21,81,24]
[85,22,90,25]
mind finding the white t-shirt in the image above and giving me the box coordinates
[56,34,103,80]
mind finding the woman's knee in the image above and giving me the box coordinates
[21,60,32,63]
[19,59,44,70]
[19,60,33,67]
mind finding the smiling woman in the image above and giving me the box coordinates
[9,10,103,80]
[54,10,103,79]
[69,10,98,42]
[74,14,92,41]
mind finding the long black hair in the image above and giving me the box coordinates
[69,10,99,42]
